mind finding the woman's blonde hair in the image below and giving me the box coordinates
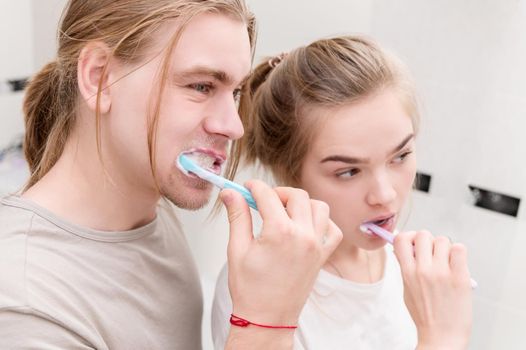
[23,0,256,190]
[228,35,418,186]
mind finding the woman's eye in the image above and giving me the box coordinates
[337,168,360,178]
[393,151,412,163]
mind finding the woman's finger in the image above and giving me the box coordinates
[393,230,417,275]
[414,230,433,268]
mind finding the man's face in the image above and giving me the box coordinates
[106,12,252,209]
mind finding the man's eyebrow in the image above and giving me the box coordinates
[175,66,249,86]
[320,133,415,164]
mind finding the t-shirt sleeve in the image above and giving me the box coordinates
[0,308,95,350]
[211,263,232,350]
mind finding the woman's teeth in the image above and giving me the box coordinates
[374,218,390,225]
[369,216,394,226]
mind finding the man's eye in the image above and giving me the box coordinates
[189,83,212,94]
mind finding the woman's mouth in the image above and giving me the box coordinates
[361,214,396,234]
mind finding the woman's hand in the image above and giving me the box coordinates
[394,231,473,350]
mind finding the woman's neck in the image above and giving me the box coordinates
[323,242,386,284]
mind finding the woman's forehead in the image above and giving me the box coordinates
[307,91,415,158]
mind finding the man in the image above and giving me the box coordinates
[0,1,341,349]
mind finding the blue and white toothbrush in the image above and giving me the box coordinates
[360,223,478,289]
[177,153,257,210]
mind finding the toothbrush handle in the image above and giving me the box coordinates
[223,181,258,210]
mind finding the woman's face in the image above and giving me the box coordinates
[299,89,416,250]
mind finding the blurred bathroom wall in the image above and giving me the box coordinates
[0,1,32,149]
[369,1,526,348]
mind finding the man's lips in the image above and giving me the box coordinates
[179,148,226,176]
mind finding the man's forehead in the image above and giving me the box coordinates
[167,13,252,82]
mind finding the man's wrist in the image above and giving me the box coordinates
[226,325,295,350]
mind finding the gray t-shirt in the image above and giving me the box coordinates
[0,195,203,350]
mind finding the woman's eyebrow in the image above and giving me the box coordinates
[320,155,367,164]
[320,133,414,164]
[389,133,414,155]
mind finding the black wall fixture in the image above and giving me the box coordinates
[7,78,28,92]
[414,172,432,193]
[1,77,29,94]
[468,185,520,217]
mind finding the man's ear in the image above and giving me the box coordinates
[77,42,114,113]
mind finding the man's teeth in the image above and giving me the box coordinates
[188,153,215,169]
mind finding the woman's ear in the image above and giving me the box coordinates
[77,42,114,114]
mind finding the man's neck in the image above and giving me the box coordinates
[22,136,159,232]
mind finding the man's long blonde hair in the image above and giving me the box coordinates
[23,0,256,190]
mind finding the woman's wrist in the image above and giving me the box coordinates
[417,345,467,350]
[416,334,469,350]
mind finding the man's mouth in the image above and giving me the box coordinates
[179,148,225,177]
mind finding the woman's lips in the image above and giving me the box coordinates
[361,215,396,235]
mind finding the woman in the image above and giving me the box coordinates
[212,35,472,349]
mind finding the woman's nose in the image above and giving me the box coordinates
[366,173,397,207]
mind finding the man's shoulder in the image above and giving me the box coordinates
[0,198,69,257]
[0,197,75,310]
[0,197,36,235]
[0,198,37,262]
[0,201,34,309]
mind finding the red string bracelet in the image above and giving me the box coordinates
[230,314,298,329]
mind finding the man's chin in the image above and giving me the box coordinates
[176,199,210,211]
[162,189,213,210]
